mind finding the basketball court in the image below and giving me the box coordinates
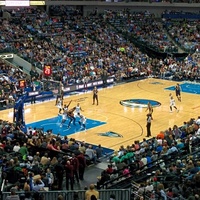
[1,78,200,151]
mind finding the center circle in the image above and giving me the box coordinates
[120,99,161,108]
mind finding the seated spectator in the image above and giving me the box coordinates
[110,169,118,181]
[106,164,114,174]
[85,145,97,164]
[13,142,20,152]
[23,180,30,192]
[111,151,120,163]
[166,143,178,155]
[5,187,19,200]
[145,181,154,192]
[97,170,110,189]
[157,183,167,200]
[122,166,130,177]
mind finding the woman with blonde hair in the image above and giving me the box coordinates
[51,157,58,166]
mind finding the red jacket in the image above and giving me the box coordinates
[70,157,79,171]
[65,162,74,178]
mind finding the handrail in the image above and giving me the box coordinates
[1,179,5,193]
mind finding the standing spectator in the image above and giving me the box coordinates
[70,153,79,183]
[96,144,103,159]
[77,152,87,180]
[65,160,74,190]
[5,187,20,200]
[45,168,54,190]
[32,178,45,192]
[19,143,28,160]
[40,153,49,166]
[54,158,64,190]
[85,184,99,200]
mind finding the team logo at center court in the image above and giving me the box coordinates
[150,82,164,85]
[98,131,123,138]
[120,99,161,108]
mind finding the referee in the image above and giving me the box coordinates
[146,113,152,137]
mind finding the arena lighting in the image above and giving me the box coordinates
[5,0,30,6]
[1,0,45,6]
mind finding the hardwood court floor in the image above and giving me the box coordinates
[1,78,200,150]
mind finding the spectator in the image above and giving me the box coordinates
[5,187,19,200]
[96,170,110,189]
[85,145,97,164]
[40,153,49,166]
[32,178,45,192]
[54,157,64,190]
[13,142,20,152]
[57,194,64,200]
[110,194,116,200]
[96,144,103,159]
[85,184,99,200]
[90,195,97,200]
[19,143,28,159]
[77,152,87,181]
[45,168,54,189]
[65,160,74,190]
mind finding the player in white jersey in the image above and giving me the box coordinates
[57,98,63,114]
[77,113,86,129]
[74,103,84,117]
[169,94,179,113]
[60,112,68,127]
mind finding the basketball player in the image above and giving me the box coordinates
[93,86,98,105]
[63,100,72,114]
[77,113,87,129]
[67,107,76,128]
[175,83,181,102]
[60,100,72,127]
[145,102,153,120]
[60,111,68,127]
[55,81,64,105]
[169,94,179,113]
[74,103,84,117]
[57,98,63,114]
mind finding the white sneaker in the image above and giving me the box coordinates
[170,110,173,113]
